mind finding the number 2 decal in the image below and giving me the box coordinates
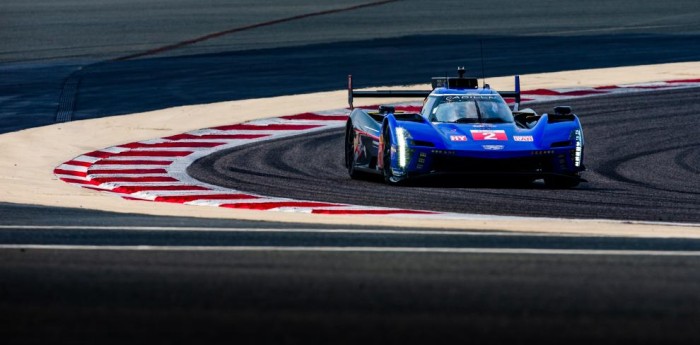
[470,130,507,141]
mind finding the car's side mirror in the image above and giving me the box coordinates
[378,105,395,114]
[554,106,572,115]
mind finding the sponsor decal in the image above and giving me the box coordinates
[513,135,534,142]
[471,130,507,141]
[450,135,467,142]
[482,145,505,150]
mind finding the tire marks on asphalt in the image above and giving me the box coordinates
[55,80,700,220]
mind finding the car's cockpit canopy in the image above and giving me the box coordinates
[423,94,514,124]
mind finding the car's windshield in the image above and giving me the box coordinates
[427,95,513,124]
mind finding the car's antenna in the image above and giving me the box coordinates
[479,40,487,88]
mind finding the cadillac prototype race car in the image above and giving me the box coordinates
[344,68,585,187]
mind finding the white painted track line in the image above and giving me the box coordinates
[2,225,697,237]
[2,244,700,256]
[0,225,598,237]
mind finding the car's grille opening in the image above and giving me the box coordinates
[411,140,435,147]
[431,155,555,173]
[551,140,572,148]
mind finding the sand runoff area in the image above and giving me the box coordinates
[1,62,699,238]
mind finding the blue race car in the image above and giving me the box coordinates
[344,68,585,187]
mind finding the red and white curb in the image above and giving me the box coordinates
[518,78,700,103]
[54,79,700,218]
[54,108,437,216]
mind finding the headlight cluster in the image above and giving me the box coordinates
[574,129,583,167]
[396,127,411,168]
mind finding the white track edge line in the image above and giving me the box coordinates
[0,225,697,238]
[3,244,700,256]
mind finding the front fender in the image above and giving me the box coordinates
[533,114,585,148]
[349,108,382,138]
[377,115,398,170]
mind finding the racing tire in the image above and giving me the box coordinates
[345,121,367,180]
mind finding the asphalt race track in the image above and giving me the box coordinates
[2,0,700,343]
[3,243,700,344]
[3,0,700,133]
[190,87,700,223]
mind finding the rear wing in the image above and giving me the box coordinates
[348,73,522,110]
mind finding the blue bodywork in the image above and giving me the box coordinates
[345,79,585,187]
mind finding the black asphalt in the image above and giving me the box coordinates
[3,0,700,133]
[4,34,700,133]
[4,226,700,251]
[3,248,700,344]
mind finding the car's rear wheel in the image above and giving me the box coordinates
[345,121,370,180]
[345,121,359,178]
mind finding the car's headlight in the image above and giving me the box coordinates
[396,127,411,168]
[573,129,583,167]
